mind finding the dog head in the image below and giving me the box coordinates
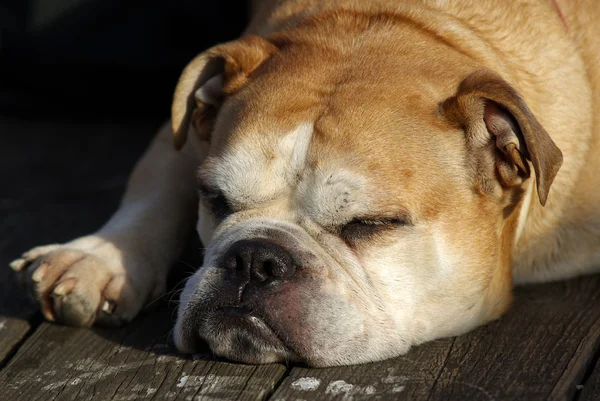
[171,18,562,366]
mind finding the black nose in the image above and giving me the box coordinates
[223,239,296,282]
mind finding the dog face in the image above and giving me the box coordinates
[171,20,562,366]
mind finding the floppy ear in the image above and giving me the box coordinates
[171,36,277,149]
[442,69,563,206]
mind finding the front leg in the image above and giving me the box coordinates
[10,123,204,326]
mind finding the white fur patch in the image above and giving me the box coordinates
[197,201,214,246]
[515,179,534,244]
[431,225,457,277]
[298,168,367,227]
[281,122,313,177]
[210,122,313,207]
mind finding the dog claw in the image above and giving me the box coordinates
[9,259,25,271]
[32,264,48,283]
[53,279,76,296]
[102,300,116,314]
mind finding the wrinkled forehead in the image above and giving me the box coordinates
[200,116,361,202]
[200,117,315,204]
[201,108,463,223]
[199,52,466,219]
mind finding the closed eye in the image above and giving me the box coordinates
[197,185,232,220]
[340,217,410,244]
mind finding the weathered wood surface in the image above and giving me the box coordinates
[0,303,286,401]
[580,350,600,401]
[272,276,600,401]
[0,317,31,368]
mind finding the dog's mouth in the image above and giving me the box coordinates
[188,305,299,364]
[215,306,282,346]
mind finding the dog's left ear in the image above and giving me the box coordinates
[442,69,563,206]
[171,36,277,149]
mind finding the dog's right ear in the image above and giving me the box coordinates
[441,69,563,206]
[171,36,277,149]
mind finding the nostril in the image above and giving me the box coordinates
[262,261,274,277]
[235,255,245,271]
[253,250,294,281]
[223,243,253,273]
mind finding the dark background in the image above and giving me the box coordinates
[0,0,248,121]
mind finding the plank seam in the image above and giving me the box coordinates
[425,337,456,401]
[146,358,173,401]
[572,326,600,401]
[71,343,112,401]
[551,313,600,401]
[50,328,100,401]
[235,365,256,399]
[88,325,140,399]
[263,365,292,401]
[110,338,159,399]
[0,312,43,371]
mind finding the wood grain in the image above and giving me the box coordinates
[0,317,31,368]
[0,303,286,401]
[579,351,600,401]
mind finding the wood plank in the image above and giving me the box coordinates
[271,275,600,401]
[579,353,600,401]
[0,210,35,366]
[0,301,286,401]
[0,317,32,368]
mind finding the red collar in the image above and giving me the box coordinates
[551,0,568,30]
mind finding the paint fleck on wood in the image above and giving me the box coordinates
[291,377,321,391]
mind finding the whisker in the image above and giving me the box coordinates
[145,277,190,308]
[178,260,199,271]
[168,289,184,304]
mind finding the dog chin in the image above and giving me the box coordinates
[199,307,299,364]
[175,302,300,364]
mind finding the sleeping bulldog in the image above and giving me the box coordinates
[10,0,600,366]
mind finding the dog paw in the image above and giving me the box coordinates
[11,240,150,327]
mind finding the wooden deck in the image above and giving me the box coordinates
[1,116,600,401]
